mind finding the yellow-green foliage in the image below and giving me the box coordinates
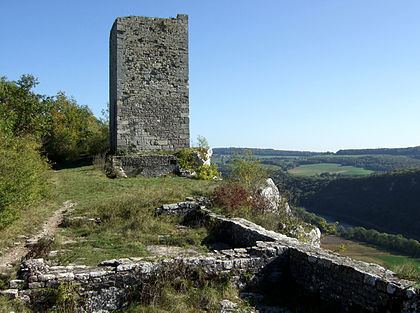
[175,148,198,170]
[175,148,220,180]
[391,263,420,285]
[0,75,108,163]
[0,132,50,228]
[229,153,267,192]
[196,164,219,180]
[44,92,108,162]
[0,296,30,313]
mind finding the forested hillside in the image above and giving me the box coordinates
[262,154,420,172]
[213,147,324,157]
[273,170,420,240]
[337,146,420,158]
[214,147,420,173]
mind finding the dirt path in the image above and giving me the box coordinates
[0,200,76,274]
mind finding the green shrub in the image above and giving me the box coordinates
[0,131,50,229]
[196,164,219,180]
[229,153,267,192]
[175,147,220,180]
[175,148,197,170]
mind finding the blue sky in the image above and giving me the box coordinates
[1,1,419,151]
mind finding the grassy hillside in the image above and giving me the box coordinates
[213,147,324,157]
[214,147,420,173]
[0,167,219,263]
[52,167,219,265]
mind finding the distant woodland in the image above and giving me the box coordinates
[214,147,420,242]
[273,170,420,241]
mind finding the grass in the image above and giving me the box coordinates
[0,165,250,311]
[124,277,249,313]
[288,163,373,177]
[0,166,220,266]
[0,187,59,256]
[322,235,420,285]
[0,296,30,313]
[49,166,219,265]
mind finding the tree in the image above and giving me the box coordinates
[43,92,108,162]
[229,151,267,192]
[0,74,51,138]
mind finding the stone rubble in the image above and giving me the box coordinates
[155,196,210,215]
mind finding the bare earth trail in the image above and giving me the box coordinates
[0,200,77,274]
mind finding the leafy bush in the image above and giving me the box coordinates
[196,164,219,180]
[175,148,198,170]
[0,132,50,229]
[213,182,251,214]
[175,146,220,180]
[229,153,267,192]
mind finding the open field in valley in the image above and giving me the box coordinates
[321,235,420,270]
[288,163,374,177]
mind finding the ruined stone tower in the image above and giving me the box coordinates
[109,15,189,153]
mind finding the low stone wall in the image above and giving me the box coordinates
[3,203,420,312]
[288,247,418,312]
[109,155,178,177]
[10,247,278,311]
[183,208,299,248]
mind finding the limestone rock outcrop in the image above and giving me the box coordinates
[192,147,212,166]
[257,178,291,215]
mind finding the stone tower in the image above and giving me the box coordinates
[109,14,189,153]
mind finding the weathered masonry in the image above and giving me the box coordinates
[109,15,190,153]
[4,205,420,312]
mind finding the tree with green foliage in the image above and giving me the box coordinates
[43,92,108,162]
[0,75,108,162]
[0,74,109,228]
[0,75,51,138]
[229,152,267,192]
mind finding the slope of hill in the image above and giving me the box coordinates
[214,146,420,174]
[213,147,326,157]
[337,146,420,158]
[273,170,420,240]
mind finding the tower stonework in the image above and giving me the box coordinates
[110,14,189,153]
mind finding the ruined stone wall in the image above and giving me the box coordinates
[4,205,419,312]
[287,248,418,312]
[109,15,189,153]
[110,155,178,177]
